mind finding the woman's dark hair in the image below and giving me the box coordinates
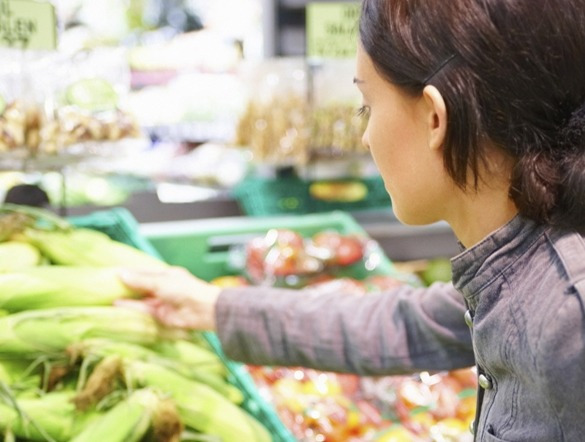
[359,0,585,232]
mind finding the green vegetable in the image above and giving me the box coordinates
[23,227,166,269]
[0,267,137,312]
[71,339,242,404]
[0,242,41,272]
[71,389,178,442]
[0,306,160,358]
[0,390,94,441]
[421,258,452,285]
[126,360,270,442]
[65,78,119,112]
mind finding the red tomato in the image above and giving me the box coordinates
[312,232,365,267]
[337,236,364,266]
[267,229,304,249]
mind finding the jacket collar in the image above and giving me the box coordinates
[451,215,546,304]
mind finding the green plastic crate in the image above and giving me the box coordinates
[139,210,404,282]
[68,207,296,442]
[68,207,162,259]
[233,176,391,216]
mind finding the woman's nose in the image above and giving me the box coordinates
[361,129,370,151]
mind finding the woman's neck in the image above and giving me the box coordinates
[448,188,519,248]
[447,147,519,248]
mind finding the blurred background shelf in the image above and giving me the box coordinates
[64,189,459,262]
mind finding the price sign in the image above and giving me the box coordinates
[306,2,360,59]
[0,0,57,50]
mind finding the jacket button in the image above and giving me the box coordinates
[479,373,493,390]
[464,310,473,328]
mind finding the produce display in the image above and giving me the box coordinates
[0,204,271,442]
[0,81,141,157]
[212,228,477,442]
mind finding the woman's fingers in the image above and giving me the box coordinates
[119,269,167,294]
[119,267,195,300]
[117,267,219,331]
[114,298,162,314]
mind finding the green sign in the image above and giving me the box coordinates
[306,2,360,59]
[0,0,57,50]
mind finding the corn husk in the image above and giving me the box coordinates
[0,306,160,358]
[22,227,166,268]
[0,267,138,312]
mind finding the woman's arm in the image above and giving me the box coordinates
[216,281,475,375]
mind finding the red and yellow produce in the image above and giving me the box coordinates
[210,228,477,442]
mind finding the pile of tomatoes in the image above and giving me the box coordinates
[245,229,370,286]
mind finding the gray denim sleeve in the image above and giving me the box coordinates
[215,282,475,375]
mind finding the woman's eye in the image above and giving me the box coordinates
[356,105,371,118]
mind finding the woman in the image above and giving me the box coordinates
[122,0,585,440]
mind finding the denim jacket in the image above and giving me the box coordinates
[217,216,585,441]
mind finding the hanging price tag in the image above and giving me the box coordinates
[0,0,57,50]
[306,2,360,59]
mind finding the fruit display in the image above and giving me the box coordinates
[0,204,271,442]
[211,227,477,442]
[247,366,476,442]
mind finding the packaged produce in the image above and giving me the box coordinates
[235,58,368,166]
[0,48,142,165]
[241,228,375,288]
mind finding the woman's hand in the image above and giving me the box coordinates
[119,266,221,331]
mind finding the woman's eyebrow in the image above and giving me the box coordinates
[353,77,364,84]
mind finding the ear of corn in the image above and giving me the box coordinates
[0,359,41,390]
[70,389,176,442]
[151,339,227,377]
[0,390,95,441]
[0,306,160,357]
[0,204,71,231]
[22,227,167,269]
[0,267,138,312]
[0,361,13,384]
[72,339,243,405]
[125,360,271,442]
[0,242,41,272]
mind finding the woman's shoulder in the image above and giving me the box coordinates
[543,227,585,290]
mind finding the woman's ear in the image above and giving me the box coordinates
[422,85,448,151]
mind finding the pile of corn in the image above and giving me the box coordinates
[0,204,271,442]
